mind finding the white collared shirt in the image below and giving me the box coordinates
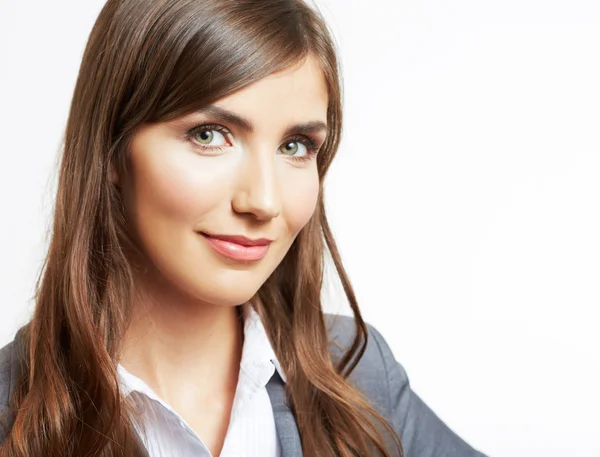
[117,304,287,457]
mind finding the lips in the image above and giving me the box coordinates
[201,233,272,246]
[199,232,272,261]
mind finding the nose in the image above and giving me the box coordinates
[231,151,282,221]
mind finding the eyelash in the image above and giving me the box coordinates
[184,123,320,163]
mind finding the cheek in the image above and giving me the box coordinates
[130,147,228,221]
[136,159,213,219]
[280,169,320,234]
[125,145,231,251]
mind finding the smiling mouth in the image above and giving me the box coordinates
[199,232,272,262]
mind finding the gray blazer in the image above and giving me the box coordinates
[0,314,488,456]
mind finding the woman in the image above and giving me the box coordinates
[0,0,487,456]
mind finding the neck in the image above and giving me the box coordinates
[119,276,244,411]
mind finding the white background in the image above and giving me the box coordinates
[1,1,599,456]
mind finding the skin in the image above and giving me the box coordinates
[115,55,328,456]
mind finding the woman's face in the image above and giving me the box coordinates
[120,56,328,308]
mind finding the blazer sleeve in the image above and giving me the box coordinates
[368,324,488,457]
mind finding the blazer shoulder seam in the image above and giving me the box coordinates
[367,324,393,417]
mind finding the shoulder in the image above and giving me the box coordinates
[324,312,394,369]
[0,335,18,443]
[324,313,401,418]
[0,339,16,410]
[324,314,489,457]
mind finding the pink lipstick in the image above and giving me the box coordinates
[199,232,271,262]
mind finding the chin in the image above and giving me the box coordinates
[195,288,258,308]
[169,270,264,308]
[141,235,283,309]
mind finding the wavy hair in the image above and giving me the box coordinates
[0,0,403,455]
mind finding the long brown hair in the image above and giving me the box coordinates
[0,0,403,455]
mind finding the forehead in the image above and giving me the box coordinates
[212,55,328,127]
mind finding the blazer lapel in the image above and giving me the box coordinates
[265,370,303,457]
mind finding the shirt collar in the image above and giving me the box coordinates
[118,303,287,399]
[240,302,288,385]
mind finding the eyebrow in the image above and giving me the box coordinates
[197,105,328,137]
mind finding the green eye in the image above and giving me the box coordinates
[279,141,305,156]
[185,123,232,156]
[195,130,213,144]
[188,125,227,148]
